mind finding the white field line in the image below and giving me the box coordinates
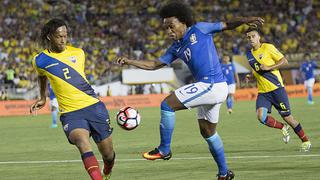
[0,154,319,165]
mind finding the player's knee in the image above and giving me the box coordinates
[200,127,216,138]
[73,138,91,152]
[280,111,291,118]
[161,100,174,112]
[257,108,268,124]
[69,133,91,152]
[199,122,216,138]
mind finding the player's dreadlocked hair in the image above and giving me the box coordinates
[159,1,195,27]
[40,18,68,48]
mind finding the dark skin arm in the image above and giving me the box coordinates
[116,57,166,70]
[222,17,264,31]
[30,76,48,113]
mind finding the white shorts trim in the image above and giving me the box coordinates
[228,84,236,94]
[174,82,228,123]
[304,78,315,88]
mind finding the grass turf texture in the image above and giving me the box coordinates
[0,97,319,180]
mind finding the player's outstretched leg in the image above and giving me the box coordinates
[143,100,175,160]
[69,129,103,180]
[81,151,103,180]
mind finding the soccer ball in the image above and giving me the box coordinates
[116,107,141,130]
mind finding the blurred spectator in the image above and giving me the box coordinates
[0,0,319,92]
[4,64,15,88]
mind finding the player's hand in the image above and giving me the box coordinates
[246,17,264,27]
[245,74,252,85]
[115,56,129,66]
[260,64,271,71]
[30,98,46,114]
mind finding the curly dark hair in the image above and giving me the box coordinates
[40,18,68,48]
[159,1,195,27]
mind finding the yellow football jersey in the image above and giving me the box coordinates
[246,43,285,93]
[32,46,99,113]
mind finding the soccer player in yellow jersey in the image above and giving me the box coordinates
[30,19,115,180]
[245,27,311,152]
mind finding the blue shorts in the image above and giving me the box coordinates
[256,87,291,117]
[60,101,113,144]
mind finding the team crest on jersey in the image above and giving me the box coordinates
[259,54,263,59]
[63,124,69,131]
[69,56,77,63]
[190,33,198,45]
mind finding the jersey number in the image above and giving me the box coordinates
[63,68,71,79]
[184,48,191,61]
[279,102,286,110]
[254,63,260,71]
[184,84,198,94]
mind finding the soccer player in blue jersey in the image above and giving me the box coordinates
[116,2,264,179]
[221,55,240,114]
[48,83,58,128]
[300,53,318,104]
[30,19,115,180]
[245,27,311,152]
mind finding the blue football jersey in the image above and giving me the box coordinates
[221,63,236,85]
[300,60,317,80]
[160,22,226,84]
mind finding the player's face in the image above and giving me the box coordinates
[222,56,230,64]
[163,17,187,41]
[49,25,68,52]
[246,31,260,47]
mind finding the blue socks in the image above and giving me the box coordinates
[307,87,313,102]
[51,109,58,126]
[226,96,233,110]
[158,101,175,155]
[206,133,228,176]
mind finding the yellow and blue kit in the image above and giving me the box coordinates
[32,46,99,113]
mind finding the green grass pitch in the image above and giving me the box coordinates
[0,97,319,180]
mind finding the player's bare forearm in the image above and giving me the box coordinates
[116,57,166,70]
[38,76,48,101]
[222,17,264,30]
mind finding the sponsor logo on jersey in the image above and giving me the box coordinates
[45,63,59,69]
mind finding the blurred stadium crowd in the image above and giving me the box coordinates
[0,0,319,98]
